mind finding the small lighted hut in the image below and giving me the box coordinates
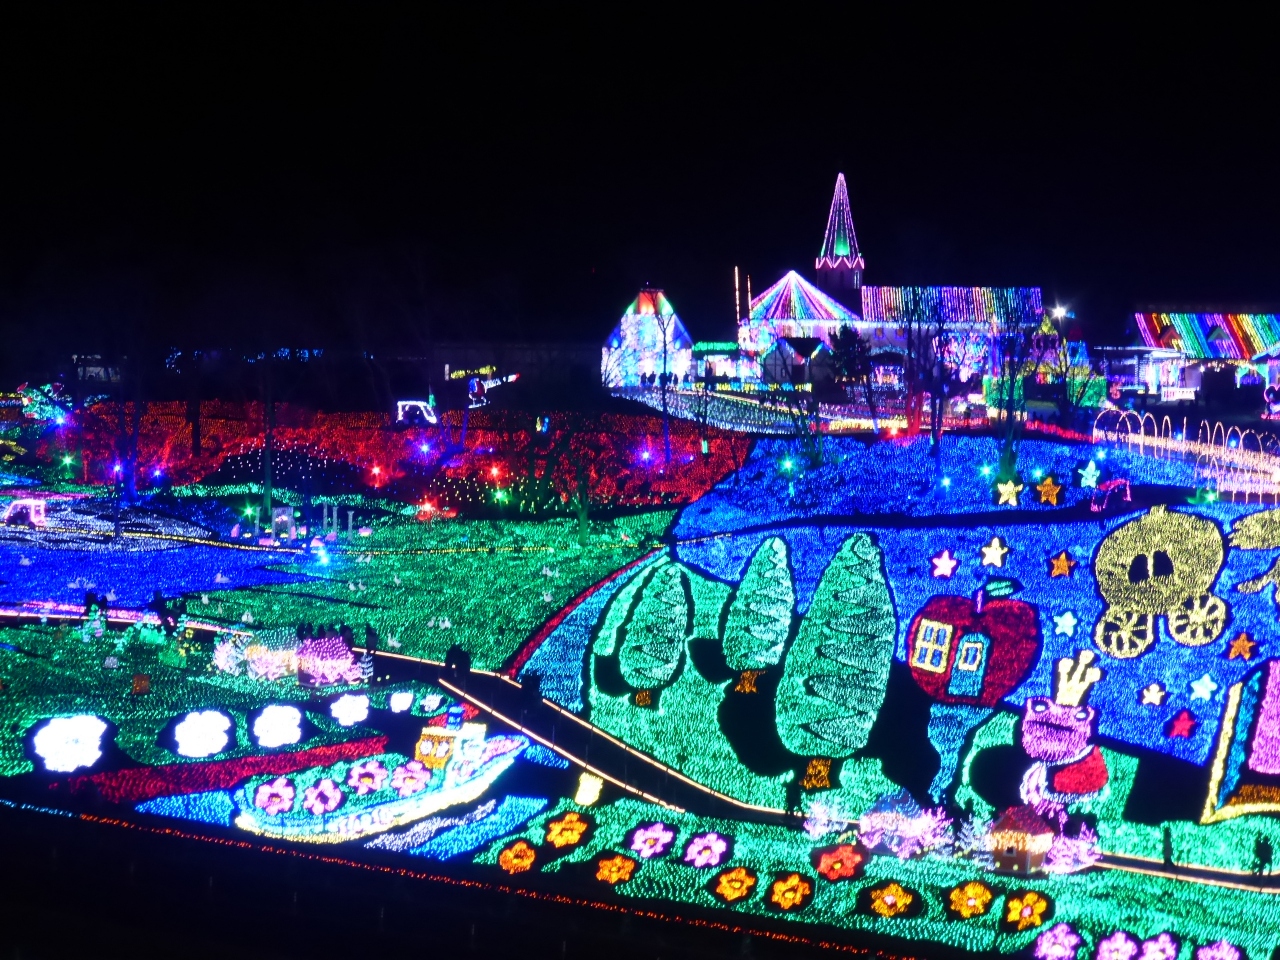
[990,805,1055,875]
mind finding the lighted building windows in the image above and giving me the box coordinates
[912,619,953,673]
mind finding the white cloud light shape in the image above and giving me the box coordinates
[33,715,108,773]
[388,691,413,713]
[330,694,369,727]
[253,705,303,748]
[173,710,232,758]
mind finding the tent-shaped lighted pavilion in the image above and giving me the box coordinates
[601,288,694,388]
[737,270,860,360]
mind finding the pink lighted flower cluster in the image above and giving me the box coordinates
[347,760,388,795]
[1033,923,1081,960]
[302,778,344,815]
[253,776,295,815]
[682,832,728,868]
[390,761,431,797]
[629,823,676,859]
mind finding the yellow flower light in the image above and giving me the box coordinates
[595,854,636,885]
[545,811,590,848]
[1005,890,1049,930]
[714,866,756,903]
[948,881,993,919]
[869,881,913,918]
[769,873,812,911]
[498,840,537,875]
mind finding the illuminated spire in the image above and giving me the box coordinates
[819,174,863,266]
[815,173,863,301]
[814,175,865,304]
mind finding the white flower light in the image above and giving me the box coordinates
[33,715,108,773]
[173,710,231,758]
[330,693,370,727]
[253,705,303,748]
[388,691,413,713]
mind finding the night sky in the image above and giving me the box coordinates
[3,10,1279,357]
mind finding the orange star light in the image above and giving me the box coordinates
[1036,476,1063,506]
[1048,551,1077,578]
[1227,632,1256,661]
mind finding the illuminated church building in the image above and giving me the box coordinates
[735,174,1044,387]
[602,174,1043,389]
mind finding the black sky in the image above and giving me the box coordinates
[3,9,1279,356]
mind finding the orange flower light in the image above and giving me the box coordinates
[545,811,590,848]
[1005,891,1049,930]
[713,866,757,903]
[498,840,537,875]
[948,881,994,919]
[869,881,913,918]
[595,854,636,885]
[814,843,866,882]
[769,873,813,912]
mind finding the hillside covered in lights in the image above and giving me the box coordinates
[1,395,1279,959]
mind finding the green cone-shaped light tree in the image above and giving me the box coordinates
[617,560,692,704]
[775,533,896,761]
[723,536,794,677]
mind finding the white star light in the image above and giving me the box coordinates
[1053,611,1078,637]
[33,715,108,773]
[331,693,370,727]
[173,710,232,758]
[1190,674,1219,701]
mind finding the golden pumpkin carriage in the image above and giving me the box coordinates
[1092,506,1229,658]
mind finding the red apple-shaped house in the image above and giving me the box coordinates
[906,594,1042,707]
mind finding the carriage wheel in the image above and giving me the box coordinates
[1094,611,1156,659]
[1167,594,1228,647]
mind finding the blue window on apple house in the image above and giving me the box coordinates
[947,633,990,698]
[912,619,953,674]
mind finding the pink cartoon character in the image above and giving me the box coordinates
[1020,650,1108,817]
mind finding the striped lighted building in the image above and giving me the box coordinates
[1135,312,1280,361]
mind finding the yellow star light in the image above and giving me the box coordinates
[1048,551,1076,578]
[997,480,1024,506]
[1141,683,1166,706]
[1036,476,1063,505]
[1228,632,1256,660]
[980,536,1009,567]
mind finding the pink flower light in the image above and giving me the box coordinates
[1034,923,1081,960]
[1195,943,1241,960]
[683,832,729,869]
[390,760,432,797]
[1139,934,1179,960]
[629,822,676,859]
[302,777,344,815]
[1096,932,1139,960]
[347,760,388,795]
[253,776,295,815]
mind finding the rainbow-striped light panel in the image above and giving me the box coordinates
[1134,312,1280,360]
[861,287,1043,328]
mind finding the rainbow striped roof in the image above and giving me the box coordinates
[749,271,860,323]
[1134,313,1280,360]
[861,286,1042,326]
